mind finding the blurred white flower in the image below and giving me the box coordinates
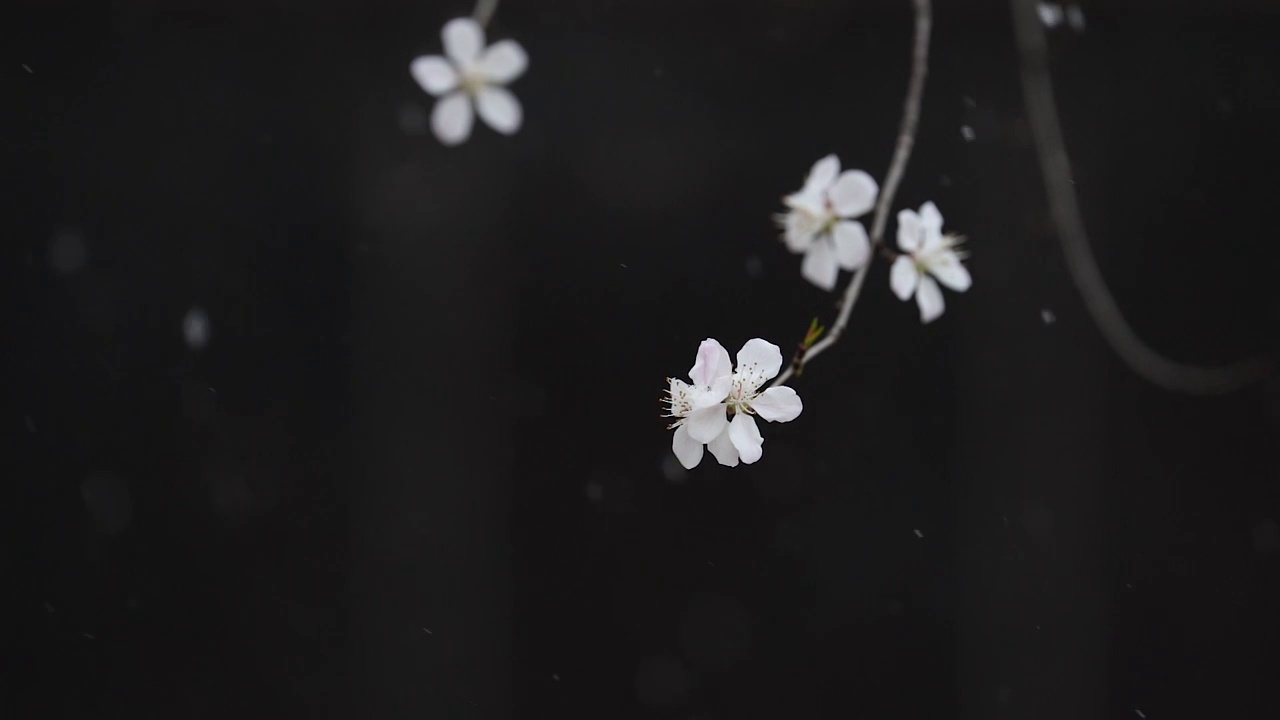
[409,17,528,146]
[889,202,971,323]
[664,338,802,469]
[778,155,878,291]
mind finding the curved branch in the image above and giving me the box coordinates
[1009,0,1271,395]
[772,0,932,387]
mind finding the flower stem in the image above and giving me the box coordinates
[1009,0,1271,394]
[772,0,932,388]
[473,0,500,28]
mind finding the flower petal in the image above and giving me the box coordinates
[431,91,474,146]
[897,209,922,252]
[707,428,739,467]
[828,170,878,218]
[728,413,764,464]
[735,338,784,387]
[672,425,704,470]
[685,403,728,444]
[831,221,870,270]
[919,201,943,231]
[475,86,522,135]
[802,154,840,194]
[689,338,732,388]
[782,209,820,252]
[916,275,945,323]
[890,255,919,301]
[442,17,485,66]
[783,187,826,217]
[928,252,972,292]
[751,386,803,423]
[800,239,840,291]
[474,40,527,84]
[409,55,458,96]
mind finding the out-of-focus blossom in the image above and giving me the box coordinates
[889,202,971,323]
[777,155,878,291]
[410,17,528,145]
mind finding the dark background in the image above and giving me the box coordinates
[7,0,1280,717]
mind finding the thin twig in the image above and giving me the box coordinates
[1009,0,1271,395]
[473,0,500,28]
[772,0,932,388]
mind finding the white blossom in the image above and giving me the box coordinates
[889,201,971,323]
[664,338,802,469]
[778,155,878,291]
[409,18,528,146]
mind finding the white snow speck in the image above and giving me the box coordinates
[552,673,560,681]
[1134,710,1146,719]
[182,307,211,349]
[421,627,433,634]
[22,63,33,74]
[960,125,976,142]
[1041,309,1056,325]
[1066,5,1086,31]
[913,528,924,538]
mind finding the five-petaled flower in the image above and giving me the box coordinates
[664,338,803,469]
[410,17,528,146]
[778,154,879,291]
[890,201,972,323]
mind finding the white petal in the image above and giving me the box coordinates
[689,338,732,388]
[802,154,840,194]
[431,92,474,146]
[475,86,522,135]
[783,187,826,217]
[800,239,840,291]
[897,209,922,252]
[672,425,704,470]
[890,256,919,301]
[707,429,739,467]
[830,221,870,270]
[919,201,944,231]
[735,338,784,387]
[474,40,527,83]
[696,375,733,406]
[916,275,945,323]
[827,170,878,218]
[685,404,728,444]
[409,55,458,96]
[442,17,485,66]
[782,210,819,252]
[751,386,803,423]
[928,253,972,292]
[728,413,764,464]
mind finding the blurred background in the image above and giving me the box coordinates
[7,0,1280,717]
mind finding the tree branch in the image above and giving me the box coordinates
[1009,0,1271,395]
[772,0,932,387]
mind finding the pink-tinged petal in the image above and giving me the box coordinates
[827,170,878,218]
[409,55,458,96]
[689,338,732,387]
[802,154,840,194]
[897,208,923,252]
[916,275,945,323]
[685,404,728,443]
[442,17,485,66]
[431,92,474,146]
[919,201,943,231]
[475,86,522,134]
[831,221,870,270]
[735,338,784,386]
[890,256,919,301]
[728,413,764,464]
[801,239,839,291]
[672,425,704,470]
[474,40,527,83]
[707,429,739,467]
[928,253,971,292]
[751,386,802,423]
